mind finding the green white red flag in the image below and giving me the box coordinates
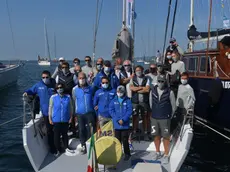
[87,133,98,172]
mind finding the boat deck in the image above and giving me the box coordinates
[39,145,169,172]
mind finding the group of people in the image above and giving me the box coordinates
[23,38,195,164]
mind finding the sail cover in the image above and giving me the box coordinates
[187,25,230,41]
[112,26,133,61]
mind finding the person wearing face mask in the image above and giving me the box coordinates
[93,60,119,93]
[165,37,184,57]
[146,64,158,86]
[49,83,73,156]
[157,63,170,87]
[168,51,185,75]
[70,58,80,74]
[130,65,150,138]
[93,77,116,128]
[120,60,134,98]
[52,57,65,78]
[176,72,195,115]
[72,72,95,154]
[23,70,56,154]
[94,57,104,75]
[55,62,77,95]
[149,74,176,164]
[109,85,132,161]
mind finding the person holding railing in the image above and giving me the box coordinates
[23,70,56,154]
[176,72,195,122]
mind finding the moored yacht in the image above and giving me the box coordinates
[0,62,20,90]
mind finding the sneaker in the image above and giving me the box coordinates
[124,154,131,161]
[162,155,169,164]
[66,148,75,154]
[80,145,87,155]
[152,152,161,160]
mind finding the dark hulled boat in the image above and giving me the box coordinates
[183,35,230,135]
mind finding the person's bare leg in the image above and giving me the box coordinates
[163,137,170,155]
[154,136,161,152]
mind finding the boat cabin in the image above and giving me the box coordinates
[183,36,230,80]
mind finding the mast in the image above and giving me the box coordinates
[122,0,126,27]
[131,0,135,62]
[206,0,212,75]
[44,18,51,61]
[189,0,194,52]
[54,33,56,60]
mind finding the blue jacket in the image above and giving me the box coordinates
[151,86,172,119]
[72,85,94,115]
[51,94,71,123]
[93,87,116,118]
[93,69,119,92]
[109,96,132,130]
[25,79,56,116]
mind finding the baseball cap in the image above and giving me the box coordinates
[169,37,176,43]
[59,57,65,61]
[157,75,166,82]
[117,85,126,94]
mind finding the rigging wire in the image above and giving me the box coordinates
[206,0,212,75]
[5,0,17,58]
[170,0,178,38]
[162,0,172,56]
[93,0,103,67]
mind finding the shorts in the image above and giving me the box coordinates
[98,115,111,129]
[132,103,149,116]
[150,118,171,138]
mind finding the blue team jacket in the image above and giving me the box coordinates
[109,96,132,130]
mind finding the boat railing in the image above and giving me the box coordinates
[179,96,195,141]
[22,95,35,126]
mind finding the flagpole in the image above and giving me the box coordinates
[132,0,135,63]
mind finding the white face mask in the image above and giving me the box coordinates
[101,83,109,89]
[167,56,172,59]
[117,92,124,97]
[181,79,188,85]
[104,67,110,73]
[79,79,86,85]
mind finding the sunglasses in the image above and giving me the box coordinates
[57,87,63,89]
[42,77,49,79]
[158,80,165,83]
[97,63,102,65]
[62,66,68,69]
[85,59,90,62]
[150,68,156,69]
[124,65,130,67]
[74,62,79,64]
[102,82,109,84]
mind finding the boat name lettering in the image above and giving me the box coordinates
[222,81,230,89]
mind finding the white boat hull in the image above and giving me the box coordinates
[0,64,20,90]
[38,61,51,66]
[22,112,193,172]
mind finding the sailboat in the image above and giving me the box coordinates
[0,1,21,90]
[181,0,230,138]
[22,1,194,171]
[38,19,51,66]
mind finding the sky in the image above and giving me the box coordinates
[0,0,229,60]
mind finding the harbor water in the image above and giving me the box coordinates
[0,61,229,172]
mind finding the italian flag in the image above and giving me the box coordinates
[87,133,98,172]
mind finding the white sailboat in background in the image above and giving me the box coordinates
[38,18,51,66]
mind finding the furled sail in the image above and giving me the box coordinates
[187,25,230,41]
[112,26,133,61]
